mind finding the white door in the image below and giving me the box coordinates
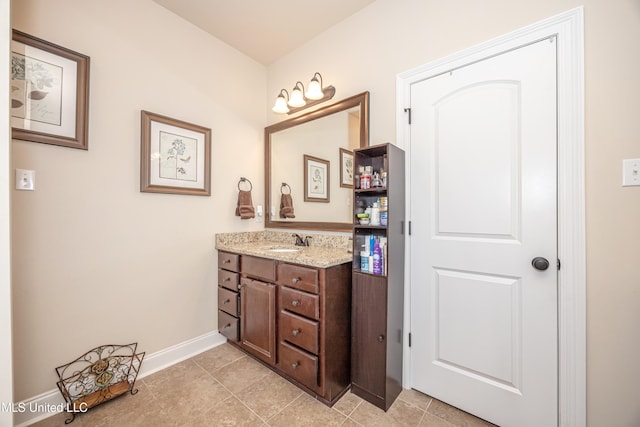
[409,38,557,427]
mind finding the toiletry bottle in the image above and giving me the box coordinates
[362,166,372,189]
[373,238,382,275]
[356,166,364,189]
[368,234,375,273]
[380,196,388,226]
[380,237,387,275]
[360,251,369,271]
[370,199,380,226]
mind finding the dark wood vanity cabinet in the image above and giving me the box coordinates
[240,277,276,365]
[277,261,351,405]
[351,143,405,411]
[238,255,277,366]
[217,251,240,342]
[217,249,351,406]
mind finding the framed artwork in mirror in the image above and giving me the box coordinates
[304,155,330,202]
[10,29,90,149]
[140,111,211,196]
[339,148,354,188]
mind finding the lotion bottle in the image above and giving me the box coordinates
[373,238,382,275]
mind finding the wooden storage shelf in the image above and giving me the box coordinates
[351,142,405,411]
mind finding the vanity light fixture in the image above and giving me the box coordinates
[288,81,306,108]
[272,89,290,114]
[272,72,336,115]
[305,72,325,100]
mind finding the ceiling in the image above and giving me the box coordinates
[153,0,376,65]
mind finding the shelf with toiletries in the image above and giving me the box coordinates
[351,142,405,412]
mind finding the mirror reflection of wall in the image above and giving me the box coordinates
[270,107,360,223]
[265,91,369,232]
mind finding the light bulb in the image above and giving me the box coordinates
[287,82,306,108]
[272,92,289,113]
[305,76,323,100]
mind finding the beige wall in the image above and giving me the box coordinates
[10,0,640,426]
[10,0,266,401]
[267,1,640,426]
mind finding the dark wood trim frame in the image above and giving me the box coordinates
[140,110,211,196]
[265,91,369,232]
[11,29,90,150]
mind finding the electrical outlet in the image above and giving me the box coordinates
[622,159,640,186]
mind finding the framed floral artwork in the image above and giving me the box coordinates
[140,111,211,196]
[339,148,354,188]
[304,154,330,202]
[10,30,90,149]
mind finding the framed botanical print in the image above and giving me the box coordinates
[10,30,90,149]
[339,148,354,188]
[304,154,330,202]
[140,111,211,196]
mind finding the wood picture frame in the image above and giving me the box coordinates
[304,154,330,202]
[140,111,211,196]
[10,29,90,149]
[339,147,354,188]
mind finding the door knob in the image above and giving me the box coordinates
[532,257,550,271]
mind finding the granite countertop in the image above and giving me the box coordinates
[215,231,352,268]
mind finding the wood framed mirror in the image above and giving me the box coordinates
[265,92,369,232]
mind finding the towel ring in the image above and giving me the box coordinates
[281,183,291,195]
[238,177,252,191]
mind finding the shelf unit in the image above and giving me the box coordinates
[351,142,405,411]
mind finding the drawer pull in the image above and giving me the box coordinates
[223,259,231,264]
[223,323,231,329]
[291,300,301,307]
[292,277,300,284]
[224,277,231,282]
[377,334,385,343]
[292,329,301,336]
[291,362,300,369]
[223,299,230,304]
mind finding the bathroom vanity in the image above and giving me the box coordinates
[216,232,352,406]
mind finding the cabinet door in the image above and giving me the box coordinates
[351,273,387,399]
[240,278,276,365]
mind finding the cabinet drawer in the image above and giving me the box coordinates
[242,255,276,282]
[279,310,319,354]
[218,251,240,272]
[278,263,319,293]
[280,286,320,320]
[218,287,239,316]
[218,310,239,342]
[278,341,318,390]
[218,269,239,291]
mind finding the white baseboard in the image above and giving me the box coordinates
[13,331,226,427]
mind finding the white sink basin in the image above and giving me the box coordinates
[268,247,302,253]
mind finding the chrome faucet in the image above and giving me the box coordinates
[303,236,312,247]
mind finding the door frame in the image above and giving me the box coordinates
[396,7,585,427]
[1,1,14,427]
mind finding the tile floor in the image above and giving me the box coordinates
[34,343,495,426]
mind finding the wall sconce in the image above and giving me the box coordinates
[272,72,336,114]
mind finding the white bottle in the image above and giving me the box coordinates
[370,200,380,226]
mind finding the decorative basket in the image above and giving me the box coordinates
[55,343,145,424]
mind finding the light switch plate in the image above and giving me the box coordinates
[622,159,640,186]
[15,169,35,191]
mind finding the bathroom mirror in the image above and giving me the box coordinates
[265,92,369,232]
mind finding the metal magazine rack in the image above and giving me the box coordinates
[55,343,145,424]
